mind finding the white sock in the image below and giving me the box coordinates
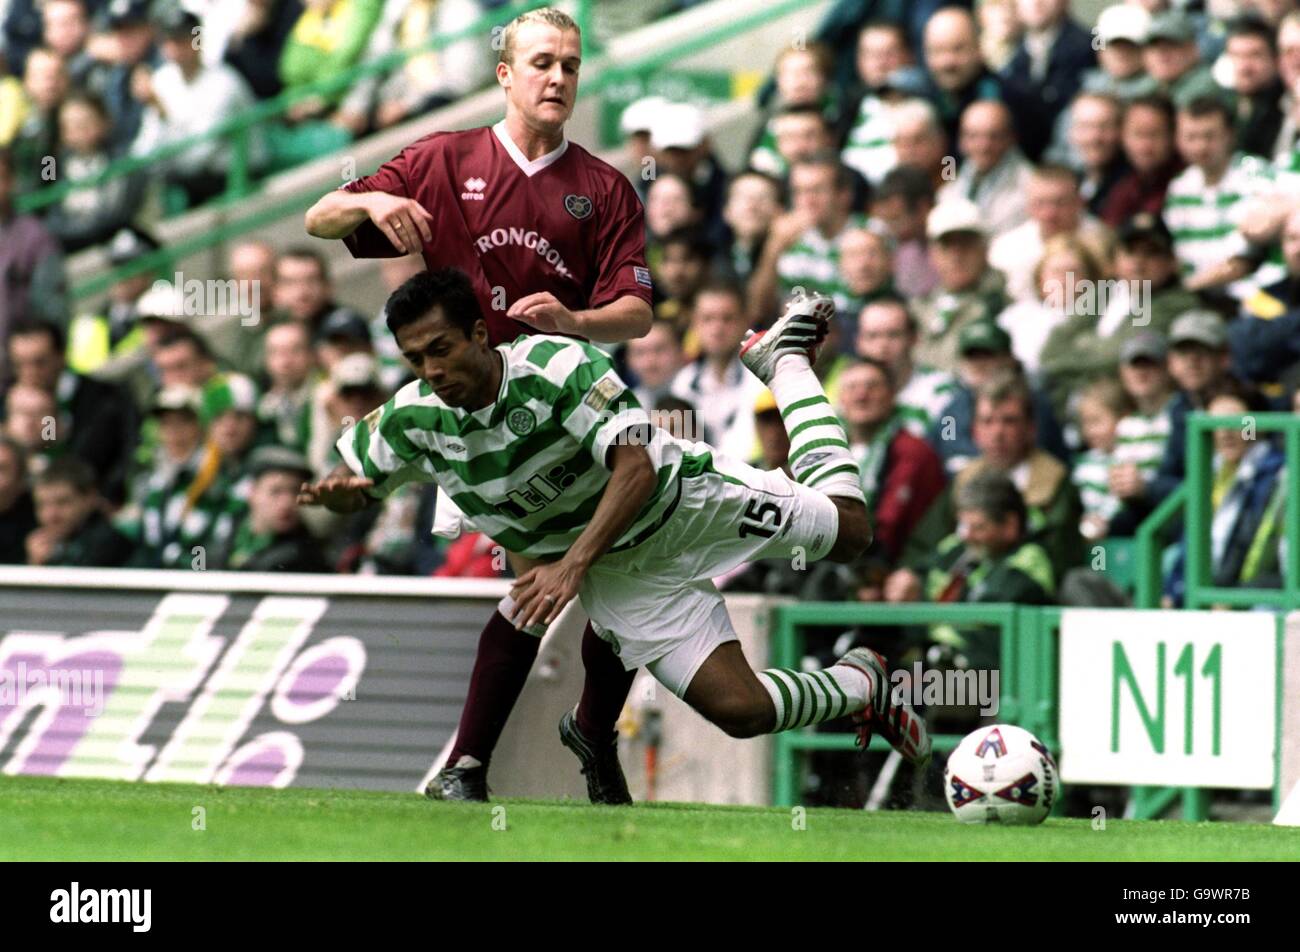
[758,664,872,732]
[769,355,866,504]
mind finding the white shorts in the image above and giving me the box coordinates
[432,485,467,539]
[578,447,839,698]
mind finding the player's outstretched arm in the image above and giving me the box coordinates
[305,191,433,254]
[297,463,376,514]
[508,439,657,630]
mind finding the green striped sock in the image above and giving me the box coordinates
[770,356,865,503]
[758,665,870,732]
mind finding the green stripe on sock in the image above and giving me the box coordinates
[787,415,843,442]
[818,669,850,719]
[808,462,862,487]
[789,436,851,466]
[762,670,794,731]
[807,671,834,724]
[781,395,830,420]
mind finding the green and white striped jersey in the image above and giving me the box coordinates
[776,213,870,316]
[841,96,897,186]
[895,365,958,438]
[336,334,683,559]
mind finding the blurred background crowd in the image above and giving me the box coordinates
[1,0,1299,700]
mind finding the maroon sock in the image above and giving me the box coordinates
[575,622,635,746]
[447,610,540,768]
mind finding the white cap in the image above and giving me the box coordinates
[331,353,380,390]
[619,95,669,137]
[649,102,706,151]
[1096,4,1151,44]
[137,281,188,322]
[927,199,985,240]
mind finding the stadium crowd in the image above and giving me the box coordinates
[1,0,1299,675]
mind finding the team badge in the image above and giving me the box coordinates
[583,375,622,413]
[506,407,536,436]
[564,194,593,219]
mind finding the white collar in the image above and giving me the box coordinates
[492,120,568,177]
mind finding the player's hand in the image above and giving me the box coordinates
[508,292,576,334]
[508,558,584,630]
[297,475,375,512]
[364,193,434,255]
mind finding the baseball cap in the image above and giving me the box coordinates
[619,95,669,137]
[316,308,372,344]
[153,6,200,39]
[880,65,930,97]
[248,445,313,483]
[150,385,202,416]
[1146,10,1194,44]
[100,0,152,29]
[1120,331,1169,364]
[1169,310,1228,349]
[958,320,1012,356]
[136,281,188,323]
[927,199,985,241]
[650,102,706,151]
[201,373,259,423]
[331,352,381,390]
[106,226,159,266]
[1096,4,1151,45]
[1117,212,1174,252]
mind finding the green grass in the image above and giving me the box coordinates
[3,775,1299,861]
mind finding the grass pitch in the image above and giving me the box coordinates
[3,775,1298,861]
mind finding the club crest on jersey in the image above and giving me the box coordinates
[506,407,536,436]
[564,194,593,219]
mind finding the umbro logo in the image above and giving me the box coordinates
[461,177,487,200]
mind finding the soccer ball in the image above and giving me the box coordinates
[944,724,1058,825]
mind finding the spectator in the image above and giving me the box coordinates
[3,382,60,475]
[904,372,1084,581]
[836,224,897,331]
[650,227,711,332]
[870,164,939,298]
[751,389,789,472]
[912,199,1008,373]
[0,435,35,563]
[1070,377,1134,542]
[647,101,729,246]
[644,172,700,244]
[978,0,1022,74]
[1151,310,1235,501]
[278,0,384,123]
[228,239,277,302]
[888,97,951,192]
[837,357,946,569]
[310,350,384,476]
[618,94,665,172]
[1100,94,1183,226]
[6,317,137,504]
[1225,15,1288,157]
[273,246,351,331]
[920,7,1006,152]
[10,47,68,192]
[314,306,374,376]
[926,319,1069,476]
[0,146,67,375]
[748,42,840,180]
[1000,0,1097,162]
[716,170,781,286]
[131,6,263,209]
[1064,92,1130,218]
[1083,4,1157,101]
[40,0,92,85]
[123,385,229,569]
[937,100,1035,239]
[1143,10,1223,107]
[749,152,866,322]
[1108,331,1176,535]
[44,88,145,252]
[1002,232,1107,388]
[26,456,132,567]
[1275,12,1300,159]
[750,103,837,186]
[81,0,158,151]
[840,21,914,185]
[670,280,766,460]
[625,318,684,411]
[203,372,262,481]
[258,319,319,453]
[1165,379,1286,604]
[212,445,327,572]
[855,296,957,437]
[222,0,304,100]
[1165,95,1283,300]
[1039,212,1198,397]
[64,225,159,376]
[1233,204,1300,386]
[884,469,1056,671]
[988,163,1113,303]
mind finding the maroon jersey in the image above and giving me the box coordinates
[341,122,653,344]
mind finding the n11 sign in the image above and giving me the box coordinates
[1059,609,1276,789]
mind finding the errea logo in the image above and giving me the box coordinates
[462,177,487,200]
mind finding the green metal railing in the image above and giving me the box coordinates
[41,0,817,302]
[769,602,1059,808]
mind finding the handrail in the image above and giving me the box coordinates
[1134,484,1186,609]
[66,0,817,302]
[14,0,558,215]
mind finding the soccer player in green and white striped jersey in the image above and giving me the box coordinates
[300,270,932,765]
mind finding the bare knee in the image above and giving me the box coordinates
[826,498,871,562]
[691,690,774,738]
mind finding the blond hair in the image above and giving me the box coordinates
[498,7,580,65]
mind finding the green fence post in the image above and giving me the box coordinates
[770,604,797,807]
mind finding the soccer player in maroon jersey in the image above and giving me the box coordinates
[305,8,652,804]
